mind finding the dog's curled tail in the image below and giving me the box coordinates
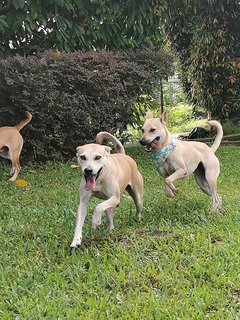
[15,111,32,131]
[96,132,125,154]
[208,120,223,153]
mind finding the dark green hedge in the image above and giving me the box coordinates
[0,49,173,162]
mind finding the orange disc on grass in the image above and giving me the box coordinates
[13,179,28,187]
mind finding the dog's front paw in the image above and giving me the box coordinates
[165,179,179,195]
[92,216,101,229]
[70,237,82,248]
[165,184,178,197]
[169,184,178,194]
[172,187,179,195]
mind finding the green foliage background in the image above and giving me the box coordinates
[0,0,239,122]
[165,0,240,122]
[0,0,166,56]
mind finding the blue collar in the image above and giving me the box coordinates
[148,137,176,171]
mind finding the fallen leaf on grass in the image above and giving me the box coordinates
[70,164,80,168]
[26,170,37,174]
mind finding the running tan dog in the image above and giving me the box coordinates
[0,111,32,181]
[71,132,144,248]
[139,110,223,209]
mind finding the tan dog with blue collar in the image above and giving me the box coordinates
[139,110,223,209]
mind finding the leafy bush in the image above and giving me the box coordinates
[0,49,173,162]
[126,100,209,138]
[162,81,188,108]
[172,118,208,134]
[124,81,194,138]
[166,104,193,131]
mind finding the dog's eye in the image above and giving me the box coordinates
[150,128,156,132]
[95,156,102,160]
[80,155,86,160]
[141,128,144,133]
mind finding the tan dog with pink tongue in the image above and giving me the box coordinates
[71,132,143,248]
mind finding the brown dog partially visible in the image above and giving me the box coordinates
[0,111,32,181]
[139,110,223,209]
[71,132,143,248]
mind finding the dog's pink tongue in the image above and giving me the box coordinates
[84,176,96,191]
[150,141,158,150]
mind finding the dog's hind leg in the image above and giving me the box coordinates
[9,155,21,181]
[126,181,143,220]
[8,145,23,181]
[205,170,221,209]
[195,162,221,209]
[10,164,16,176]
[106,208,115,231]
[194,163,222,209]
[0,147,17,180]
[194,163,212,196]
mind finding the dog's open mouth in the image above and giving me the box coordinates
[84,168,102,191]
[146,137,160,152]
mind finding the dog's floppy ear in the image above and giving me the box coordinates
[160,111,167,124]
[104,146,111,154]
[145,110,153,119]
[76,146,83,156]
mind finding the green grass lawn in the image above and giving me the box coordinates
[0,145,240,319]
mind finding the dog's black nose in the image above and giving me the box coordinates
[139,139,146,146]
[84,168,93,176]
